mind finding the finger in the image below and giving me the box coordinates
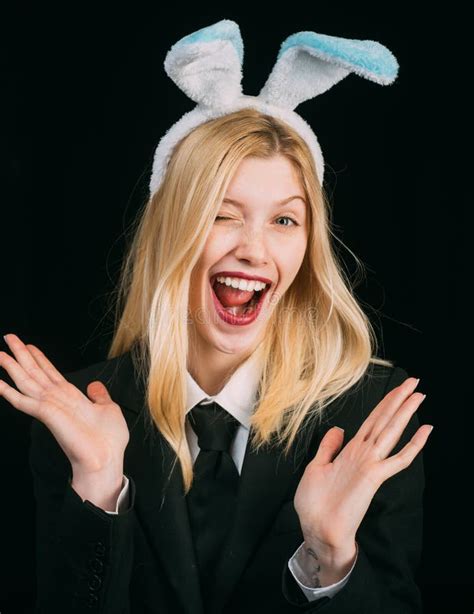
[3,334,58,388]
[356,377,420,443]
[0,378,42,417]
[376,424,433,482]
[87,381,112,405]
[0,351,45,398]
[372,392,426,460]
[312,426,345,466]
[25,343,67,385]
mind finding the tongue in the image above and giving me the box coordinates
[214,281,255,308]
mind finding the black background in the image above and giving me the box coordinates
[1,4,469,613]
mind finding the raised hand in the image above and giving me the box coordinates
[0,333,130,505]
[293,375,432,578]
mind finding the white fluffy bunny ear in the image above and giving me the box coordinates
[163,19,244,108]
[258,30,399,111]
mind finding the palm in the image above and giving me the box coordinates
[293,376,431,551]
[0,334,129,474]
[294,441,377,549]
[40,385,129,471]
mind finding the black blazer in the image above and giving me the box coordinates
[29,352,425,613]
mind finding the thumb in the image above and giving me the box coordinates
[312,426,345,466]
[87,381,112,404]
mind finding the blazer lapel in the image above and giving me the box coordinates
[106,351,311,614]
[107,351,204,614]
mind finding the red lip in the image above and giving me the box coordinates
[209,277,270,326]
[210,271,273,285]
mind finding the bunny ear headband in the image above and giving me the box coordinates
[149,19,399,196]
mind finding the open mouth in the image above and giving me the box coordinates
[209,275,271,317]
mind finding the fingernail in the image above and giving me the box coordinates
[420,394,427,402]
[414,378,420,387]
[426,425,434,435]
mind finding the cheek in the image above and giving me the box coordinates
[280,237,307,269]
[208,228,234,251]
[201,230,230,263]
[275,240,307,293]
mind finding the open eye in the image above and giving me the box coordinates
[276,216,298,227]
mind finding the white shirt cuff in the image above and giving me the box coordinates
[104,475,130,514]
[288,540,358,601]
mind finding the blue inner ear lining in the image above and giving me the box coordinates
[277,31,398,81]
[175,19,244,65]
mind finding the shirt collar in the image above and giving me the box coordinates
[185,351,264,430]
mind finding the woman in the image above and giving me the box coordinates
[0,22,432,614]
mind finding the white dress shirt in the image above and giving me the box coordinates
[103,351,357,601]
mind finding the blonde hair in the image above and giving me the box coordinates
[106,107,393,494]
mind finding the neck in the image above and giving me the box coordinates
[187,339,257,396]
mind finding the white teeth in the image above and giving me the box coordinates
[215,276,267,292]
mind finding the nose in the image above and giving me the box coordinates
[232,226,269,267]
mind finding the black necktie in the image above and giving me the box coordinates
[186,400,240,608]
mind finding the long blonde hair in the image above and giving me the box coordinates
[106,107,393,493]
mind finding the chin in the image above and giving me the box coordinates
[199,323,262,355]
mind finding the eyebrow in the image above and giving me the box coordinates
[222,195,307,207]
